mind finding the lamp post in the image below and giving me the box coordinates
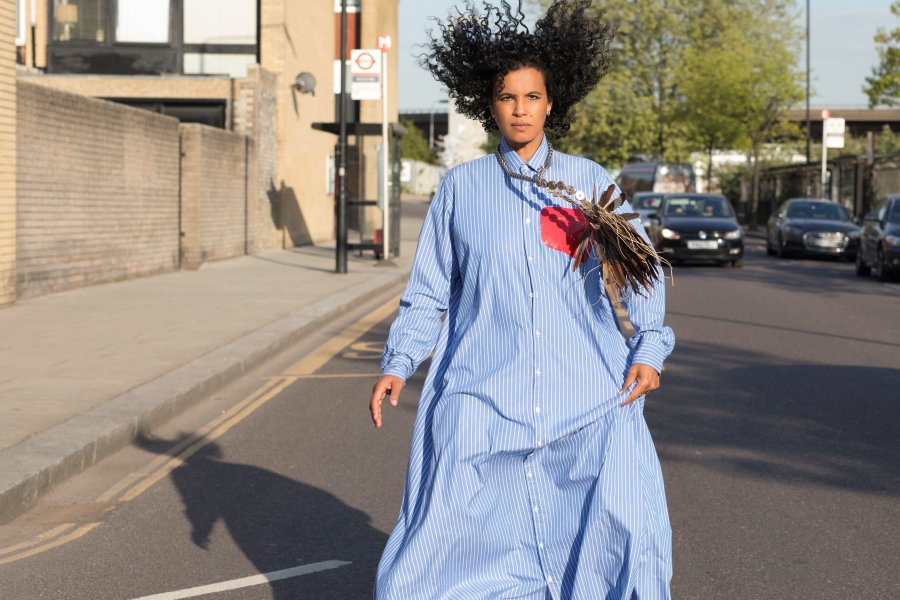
[429,99,448,150]
[336,0,348,274]
[805,0,811,165]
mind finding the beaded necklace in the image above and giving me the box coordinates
[494,142,592,203]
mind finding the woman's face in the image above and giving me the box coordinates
[491,66,553,159]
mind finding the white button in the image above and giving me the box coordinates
[527,471,533,478]
[538,542,545,549]
[532,505,539,513]
[547,575,554,583]
[534,329,541,336]
[534,368,541,376]
[528,292,534,299]
[534,406,541,413]
[528,255,534,262]
[525,218,531,225]
[536,440,543,447]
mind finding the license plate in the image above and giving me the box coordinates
[686,240,718,250]
[807,238,842,248]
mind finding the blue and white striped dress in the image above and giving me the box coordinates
[376,135,675,599]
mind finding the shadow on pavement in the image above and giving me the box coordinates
[648,339,900,496]
[135,435,388,599]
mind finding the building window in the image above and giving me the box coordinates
[52,0,107,42]
[183,53,255,78]
[116,0,170,43]
[183,0,255,45]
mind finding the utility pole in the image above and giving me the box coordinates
[336,0,348,274]
[805,0,811,169]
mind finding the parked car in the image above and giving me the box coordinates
[646,193,744,267]
[766,198,860,259]
[856,195,900,281]
[618,162,695,197]
[631,192,665,228]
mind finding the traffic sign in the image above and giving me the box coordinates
[350,48,382,100]
[821,109,831,119]
[824,117,846,149]
[378,35,392,51]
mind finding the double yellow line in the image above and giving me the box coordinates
[0,295,400,566]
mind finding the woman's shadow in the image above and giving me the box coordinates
[136,434,388,599]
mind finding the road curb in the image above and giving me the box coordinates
[0,270,409,525]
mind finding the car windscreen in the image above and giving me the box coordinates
[633,194,663,209]
[663,196,734,218]
[786,202,849,221]
[889,202,900,224]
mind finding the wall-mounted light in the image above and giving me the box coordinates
[292,72,317,96]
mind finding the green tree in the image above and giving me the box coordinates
[678,19,751,189]
[400,119,438,165]
[864,1,900,108]
[532,0,802,178]
[737,0,804,227]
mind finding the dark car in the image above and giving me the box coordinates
[766,198,860,259]
[856,195,900,281]
[631,192,665,228]
[647,193,744,267]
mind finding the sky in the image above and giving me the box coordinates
[396,0,895,111]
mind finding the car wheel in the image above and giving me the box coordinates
[776,235,790,258]
[855,250,871,277]
[731,258,743,268]
[766,237,777,255]
[876,247,892,282]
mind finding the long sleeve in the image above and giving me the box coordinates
[381,173,456,381]
[614,200,676,374]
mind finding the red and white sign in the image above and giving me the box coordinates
[378,35,392,51]
[821,109,831,119]
[350,49,382,100]
[824,117,846,149]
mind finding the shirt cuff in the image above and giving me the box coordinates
[381,351,414,381]
[630,336,667,374]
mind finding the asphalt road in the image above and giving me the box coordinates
[0,235,897,600]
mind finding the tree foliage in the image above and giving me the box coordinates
[399,119,439,165]
[530,0,803,195]
[864,2,900,108]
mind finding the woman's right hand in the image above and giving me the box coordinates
[370,375,404,428]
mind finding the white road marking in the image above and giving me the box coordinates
[128,561,352,599]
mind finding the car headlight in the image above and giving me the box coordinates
[886,234,900,247]
[661,228,681,240]
[723,229,742,240]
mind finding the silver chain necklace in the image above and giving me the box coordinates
[494,143,554,187]
[495,142,591,202]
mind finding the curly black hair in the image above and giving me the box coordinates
[419,0,614,138]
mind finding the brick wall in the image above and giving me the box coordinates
[179,124,249,269]
[16,81,181,299]
[234,66,281,254]
[0,0,16,305]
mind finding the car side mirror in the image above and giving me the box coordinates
[646,212,658,221]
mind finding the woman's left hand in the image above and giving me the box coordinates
[619,364,660,406]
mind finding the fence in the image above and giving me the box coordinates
[753,152,900,224]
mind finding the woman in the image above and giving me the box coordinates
[369,2,675,598]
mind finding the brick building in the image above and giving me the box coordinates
[2,0,398,304]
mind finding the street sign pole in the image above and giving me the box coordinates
[820,110,830,200]
[336,0,348,274]
[379,36,391,263]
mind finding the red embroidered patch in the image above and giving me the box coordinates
[540,207,588,259]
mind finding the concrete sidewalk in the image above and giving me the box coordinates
[0,198,427,524]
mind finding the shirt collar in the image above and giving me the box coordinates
[499,134,549,175]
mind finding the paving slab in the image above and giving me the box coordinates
[0,198,427,524]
